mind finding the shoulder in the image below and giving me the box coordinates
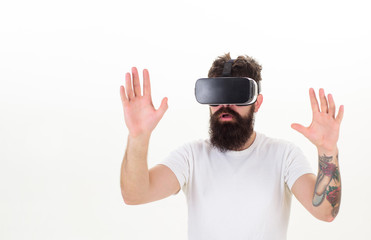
[256,132,302,156]
[171,139,211,156]
[257,132,295,149]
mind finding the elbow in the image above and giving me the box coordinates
[121,191,138,205]
[123,198,140,205]
[321,215,335,223]
[323,206,340,222]
[120,180,150,205]
[121,190,146,205]
[120,182,138,205]
[315,210,338,222]
[121,193,134,205]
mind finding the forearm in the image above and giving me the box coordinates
[313,146,341,220]
[120,134,151,204]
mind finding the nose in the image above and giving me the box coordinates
[210,104,231,108]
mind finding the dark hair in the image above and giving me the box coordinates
[207,53,262,83]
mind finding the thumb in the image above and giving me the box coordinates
[291,123,308,137]
[156,97,168,119]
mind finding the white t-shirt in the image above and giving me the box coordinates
[159,132,314,240]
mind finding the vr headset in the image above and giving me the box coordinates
[195,59,261,106]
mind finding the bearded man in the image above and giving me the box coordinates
[119,53,344,240]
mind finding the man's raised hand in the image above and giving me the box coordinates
[120,67,168,138]
[291,88,344,153]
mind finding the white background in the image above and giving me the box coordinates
[1,0,370,239]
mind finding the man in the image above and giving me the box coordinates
[119,54,344,240]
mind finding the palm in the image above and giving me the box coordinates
[292,88,344,152]
[120,67,168,137]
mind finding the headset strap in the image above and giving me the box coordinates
[222,59,234,77]
[222,58,261,93]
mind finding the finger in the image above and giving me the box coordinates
[143,69,151,98]
[156,97,168,119]
[319,88,328,113]
[132,67,142,97]
[291,123,309,137]
[309,88,320,113]
[125,72,134,100]
[120,85,128,105]
[328,94,336,118]
[335,105,344,123]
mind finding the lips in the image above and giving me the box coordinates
[213,107,239,122]
[220,113,231,118]
[219,113,234,120]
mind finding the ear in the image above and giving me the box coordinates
[254,94,263,113]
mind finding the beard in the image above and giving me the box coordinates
[209,105,255,152]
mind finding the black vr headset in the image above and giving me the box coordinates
[195,59,261,106]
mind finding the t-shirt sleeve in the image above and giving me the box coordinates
[284,144,315,190]
[158,143,191,194]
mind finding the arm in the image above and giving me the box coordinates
[291,88,344,221]
[120,67,179,205]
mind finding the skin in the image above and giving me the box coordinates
[120,67,168,138]
[120,68,344,221]
[291,88,344,220]
[120,67,174,205]
[315,175,332,195]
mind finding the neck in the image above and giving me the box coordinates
[237,131,256,151]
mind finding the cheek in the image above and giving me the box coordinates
[210,106,219,114]
[235,106,252,116]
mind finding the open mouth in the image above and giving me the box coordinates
[219,113,234,121]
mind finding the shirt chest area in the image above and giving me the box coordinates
[189,151,285,199]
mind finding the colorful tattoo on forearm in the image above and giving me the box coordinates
[312,154,341,217]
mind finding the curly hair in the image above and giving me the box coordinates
[207,53,262,83]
